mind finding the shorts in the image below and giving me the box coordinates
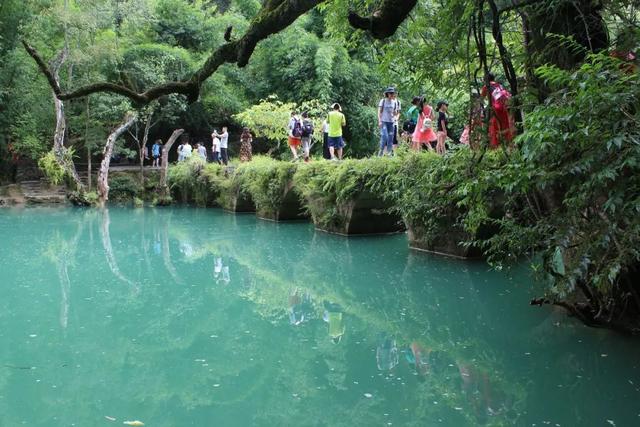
[153,154,160,159]
[288,136,301,147]
[328,136,344,149]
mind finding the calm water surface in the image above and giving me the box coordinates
[1,207,639,426]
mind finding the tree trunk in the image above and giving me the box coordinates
[139,115,152,183]
[97,113,137,207]
[159,129,185,199]
[85,97,91,190]
[51,50,84,191]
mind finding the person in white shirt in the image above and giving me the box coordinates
[213,127,229,165]
[212,134,221,164]
[196,143,207,160]
[182,141,193,159]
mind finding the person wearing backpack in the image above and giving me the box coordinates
[378,87,401,156]
[287,111,302,161]
[481,73,515,148]
[403,96,421,135]
[411,96,437,151]
[300,111,314,162]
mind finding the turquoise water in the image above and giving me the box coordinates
[1,207,639,426]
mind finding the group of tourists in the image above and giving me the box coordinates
[382,76,514,156]
[287,102,347,162]
[148,74,513,167]
[163,126,255,166]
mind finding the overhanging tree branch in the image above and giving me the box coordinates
[348,0,418,39]
[23,0,326,106]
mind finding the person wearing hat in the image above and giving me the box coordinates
[378,87,401,156]
[436,101,449,155]
[327,103,346,160]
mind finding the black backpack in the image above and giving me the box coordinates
[292,119,303,138]
[301,119,314,137]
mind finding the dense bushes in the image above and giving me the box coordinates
[236,157,299,219]
[294,156,401,230]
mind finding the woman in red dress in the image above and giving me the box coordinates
[481,73,515,148]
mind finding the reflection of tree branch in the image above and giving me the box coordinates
[100,209,138,291]
[161,217,184,285]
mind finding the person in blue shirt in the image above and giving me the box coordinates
[152,140,162,167]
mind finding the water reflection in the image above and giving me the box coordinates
[5,207,636,426]
[288,288,313,325]
[323,302,345,343]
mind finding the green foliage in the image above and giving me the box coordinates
[294,156,401,229]
[236,156,298,217]
[37,151,67,185]
[233,96,327,157]
[108,173,142,203]
[167,157,223,205]
[476,54,640,304]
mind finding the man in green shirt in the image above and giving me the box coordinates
[327,103,346,160]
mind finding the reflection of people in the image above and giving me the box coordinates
[288,289,305,325]
[409,342,431,375]
[222,265,230,284]
[457,362,505,422]
[323,301,345,343]
[214,257,222,279]
[376,335,399,370]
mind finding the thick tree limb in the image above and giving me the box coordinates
[159,128,185,199]
[97,113,138,206]
[23,0,324,106]
[348,0,418,39]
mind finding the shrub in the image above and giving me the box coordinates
[294,156,402,229]
[37,151,66,185]
[237,156,298,217]
[108,173,141,203]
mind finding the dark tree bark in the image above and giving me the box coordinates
[348,0,418,39]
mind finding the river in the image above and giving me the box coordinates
[0,207,639,426]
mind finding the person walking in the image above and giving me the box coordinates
[378,87,401,156]
[327,103,346,160]
[152,139,162,167]
[412,97,437,151]
[321,119,331,160]
[300,111,314,162]
[481,73,515,148]
[436,101,449,155]
[239,127,253,162]
[287,112,302,161]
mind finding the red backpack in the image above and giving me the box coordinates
[490,83,511,110]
